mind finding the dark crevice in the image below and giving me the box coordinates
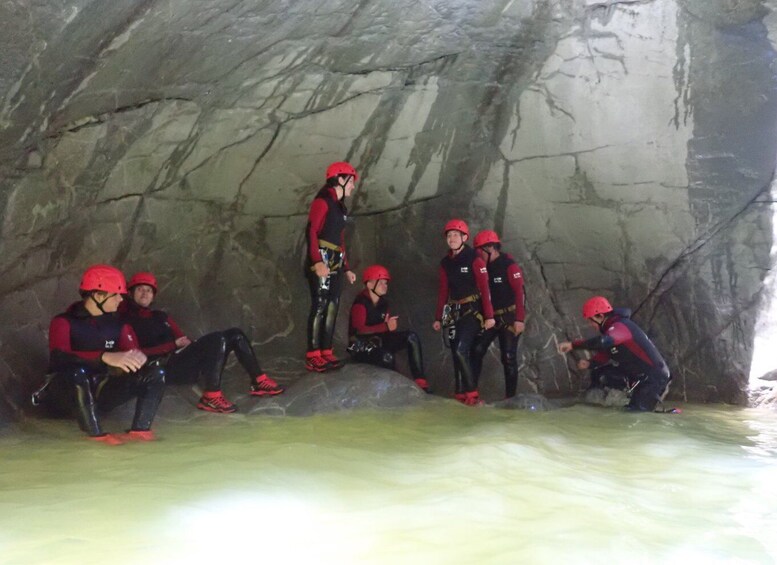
[636,175,775,320]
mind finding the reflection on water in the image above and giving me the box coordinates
[0,404,775,564]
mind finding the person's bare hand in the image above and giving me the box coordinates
[175,336,192,348]
[345,270,356,284]
[314,262,330,278]
[102,349,147,373]
[577,359,590,370]
[557,341,573,354]
[386,315,399,332]
[432,321,441,332]
[484,318,496,330]
[513,321,525,335]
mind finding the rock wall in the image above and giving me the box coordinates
[1,0,776,418]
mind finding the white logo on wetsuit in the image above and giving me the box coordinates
[610,346,618,354]
[493,277,503,283]
[460,267,469,273]
[105,339,115,349]
[479,267,487,274]
[513,272,521,278]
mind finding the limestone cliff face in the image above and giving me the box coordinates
[1,0,776,419]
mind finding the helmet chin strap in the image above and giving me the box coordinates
[369,280,385,298]
[91,292,115,314]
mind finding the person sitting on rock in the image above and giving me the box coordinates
[432,219,495,406]
[118,271,283,414]
[46,264,165,445]
[470,230,526,399]
[304,161,358,373]
[557,296,671,411]
[347,265,430,392]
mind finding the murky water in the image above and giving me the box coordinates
[1,403,775,564]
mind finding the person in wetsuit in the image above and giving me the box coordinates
[46,264,165,445]
[119,272,283,414]
[304,161,358,372]
[432,219,495,406]
[347,265,430,392]
[470,230,526,399]
[557,296,671,411]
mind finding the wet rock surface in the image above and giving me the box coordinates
[1,0,776,415]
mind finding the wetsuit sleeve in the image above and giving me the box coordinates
[473,256,494,319]
[572,322,631,351]
[350,303,388,334]
[119,325,140,351]
[507,263,526,322]
[307,198,328,264]
[48,316,102,368]
[435,266,449,321]
[167,316,186,340]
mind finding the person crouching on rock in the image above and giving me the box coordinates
[118,271,283,414]
[557,296,671,411]
[470,230,526,399]
[304,161,358,373]
[45,265,165,445]
[432,219,495,406]
[347,265,430,392]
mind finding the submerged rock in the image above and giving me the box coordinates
[491,394,558,411]
[583,388,630,408]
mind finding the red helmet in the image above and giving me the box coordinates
[128,272,158,292]
[362,265,391,283]
[79,265,127,294]
[443,219,469,236]
[473,230,500,248]
[582,296,613,319]
[326,161,358,181]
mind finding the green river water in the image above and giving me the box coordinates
[0,403,775,564]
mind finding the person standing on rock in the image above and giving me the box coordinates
[557,296,671,411]
[45,265,165,445]
[433,219,495,406]
[304,161,358,372]
[347,265,431,392]
[119,272,283,414]
[470,230,526,399]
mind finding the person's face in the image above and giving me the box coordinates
[132,284,155,308]
[343,176,356,198]
[586,314,604,330]
[446,230,466,250]
[374,279,389,295]
[96,292,123,313]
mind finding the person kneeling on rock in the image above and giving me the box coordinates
[44,265,165,445]
[557,296,671,412]
[118,272,283,414]
[347,265,431,392]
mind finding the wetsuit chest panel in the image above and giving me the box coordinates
[441,246,479,300]
[488,254,517,310]
[127,310,176,348]
[63,313,124,352]
[317,194,347,245]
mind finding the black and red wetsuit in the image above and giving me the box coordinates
[471,253,526,398]
[305,186,351,353]
[118,300,265,392]
[47,301,165,436]
[435,245,494,395]
[572,308,671,411]
[348,289,424,379]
